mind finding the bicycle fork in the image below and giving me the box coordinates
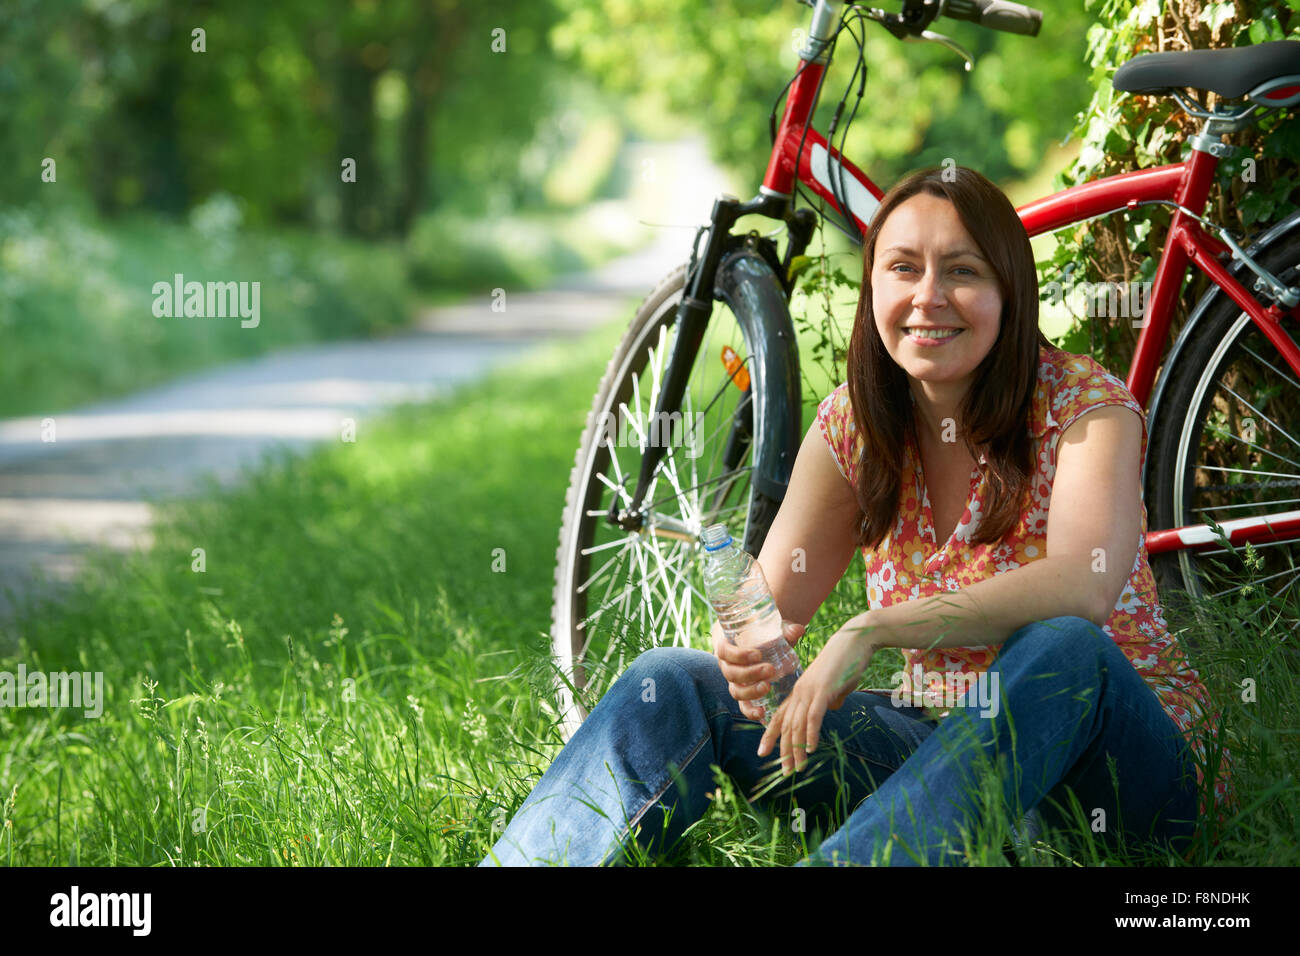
[607,192,816,542]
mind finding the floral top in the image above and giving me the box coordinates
[816,345,1234,826]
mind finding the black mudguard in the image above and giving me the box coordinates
[712,247,804,504]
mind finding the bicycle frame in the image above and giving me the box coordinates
[757,12,1300,558]
[615,1,1300,563]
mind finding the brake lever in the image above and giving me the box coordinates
[858,6,975,70]
[906,28,975,71]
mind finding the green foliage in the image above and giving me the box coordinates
[0,204,409,417]
[1042,0,1300,371]
[0,0,579,232]
[0,195,651,417]
[403,202,650,296]
[790,239,859,402]
[551,0,1094,192]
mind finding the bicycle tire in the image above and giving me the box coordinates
[1145,231,1300,628]
[550,262,788,741]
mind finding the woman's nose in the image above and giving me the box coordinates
[912,265,947,307]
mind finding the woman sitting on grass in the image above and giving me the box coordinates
[480,164,1232,867]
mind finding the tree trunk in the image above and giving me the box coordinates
[337,48,385,237]
[393,6,464,237]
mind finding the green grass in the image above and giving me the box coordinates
[1,306,1296,867]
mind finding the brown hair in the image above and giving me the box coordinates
[846,164,1053,551]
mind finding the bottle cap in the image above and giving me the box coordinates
[700,523,733,552]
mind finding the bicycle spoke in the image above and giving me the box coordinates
[685,385,701,517]
[1195,464,1300,481]
[602,443,637,510]
[595,470,633,510]
[1241,341,1300,392]
[693,394,754,454]
[588,565,638,664]
[1270,568,1300,604]
[1205,422,1300,474]
[628,539,656,653]
[580,535,637,558]
[1215,378,1300,456]
[695,355,754,424]
[641,465,752,514]
[644,539,692,644]
[645,569,689,646]
[650,442,696,528]
[578,568,634,643]
[1192,497,1300,514]
[577,537,635,596]
[1194,537,1300,558]
[1206,564,1300,601]
[681,400,743,512]
[580,541,633,621]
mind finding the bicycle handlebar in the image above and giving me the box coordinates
[942,0,1042,37]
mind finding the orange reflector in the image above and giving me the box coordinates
[721,345,750,391]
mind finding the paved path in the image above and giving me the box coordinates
[0,138,730,644]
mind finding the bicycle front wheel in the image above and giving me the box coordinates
[1146,233,1300,626]
[550,263,786,740]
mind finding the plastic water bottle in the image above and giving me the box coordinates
[699,523,801,722]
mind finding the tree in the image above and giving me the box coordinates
[549,0,1095,192]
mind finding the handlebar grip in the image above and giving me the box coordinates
[943,0,1042,36]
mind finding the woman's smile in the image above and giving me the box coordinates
[904,326,965,345]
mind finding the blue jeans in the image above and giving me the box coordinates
[478,616,1199,866]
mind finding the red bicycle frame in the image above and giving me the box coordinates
[763,49,1300,556]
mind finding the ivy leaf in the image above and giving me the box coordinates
[1240,188,1275,228]
[1237,172,1300,227]
[1262,119,1300,159]
[1105,127,1130,155]
[1133,0,1162,27]
[1197,1,1236,34]
[1249,12,1286,44]
[1060,320,1091,355]
[1125,216,1153,249]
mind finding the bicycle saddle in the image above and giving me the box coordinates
[1113,39,1300,99]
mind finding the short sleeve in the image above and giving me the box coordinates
[1051,353,1146,442]
[815,383,857,485]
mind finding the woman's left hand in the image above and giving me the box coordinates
[757,619,878,775]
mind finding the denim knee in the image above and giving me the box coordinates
[620,645,723,707]
[1000,615,1109,662]
[627,645,718,680]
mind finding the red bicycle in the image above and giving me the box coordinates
[550,0,1300,737]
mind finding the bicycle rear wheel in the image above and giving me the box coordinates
[550,262,785,740]
[1146,233,1300,627]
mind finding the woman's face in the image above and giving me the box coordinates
[870,192,1003,399]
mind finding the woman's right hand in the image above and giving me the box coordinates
[712,619,805,722]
